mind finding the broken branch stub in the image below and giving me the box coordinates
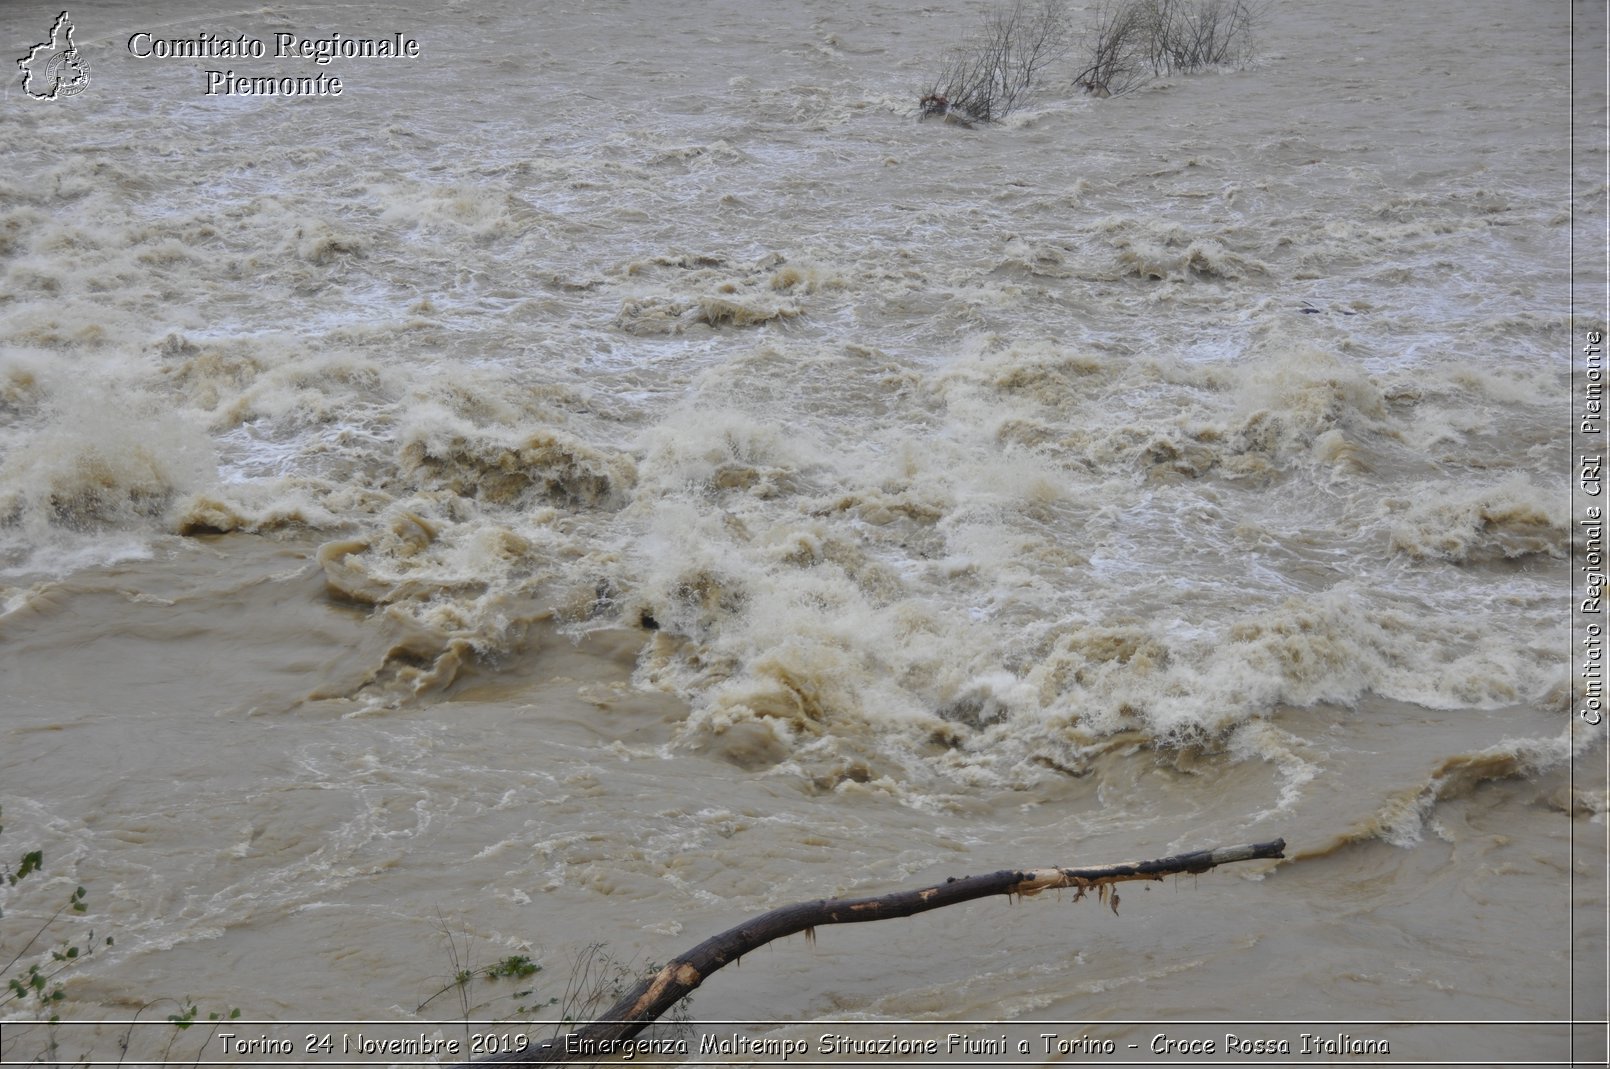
[463,837,1285,1066]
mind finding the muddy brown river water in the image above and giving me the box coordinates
[1,0,1605,1065]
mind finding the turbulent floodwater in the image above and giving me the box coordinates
[1,0,1605,1065]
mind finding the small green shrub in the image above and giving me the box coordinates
[1,807,110,1062]
[1,808,238,1065]
[419,927,693,1046]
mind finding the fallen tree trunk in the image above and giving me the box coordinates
[461,838,1285,1066]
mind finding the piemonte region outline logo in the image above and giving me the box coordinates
[18,11,90,100]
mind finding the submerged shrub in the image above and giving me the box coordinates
[1075,0,1259,96]
[921,0,1072,124]
[921,0,1260,116]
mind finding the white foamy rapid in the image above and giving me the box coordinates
[0,0,1600,1062]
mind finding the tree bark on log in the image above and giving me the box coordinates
[460,838,1285,1066]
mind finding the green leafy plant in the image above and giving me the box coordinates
[106,996,244,1067]
[1,807,239,1067]
[154,998,243,1064]
[418,917,559,1043]
[419,924,693,1047]
[1,806,110,1064]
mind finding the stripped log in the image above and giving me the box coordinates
[462,838,1285,1066]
